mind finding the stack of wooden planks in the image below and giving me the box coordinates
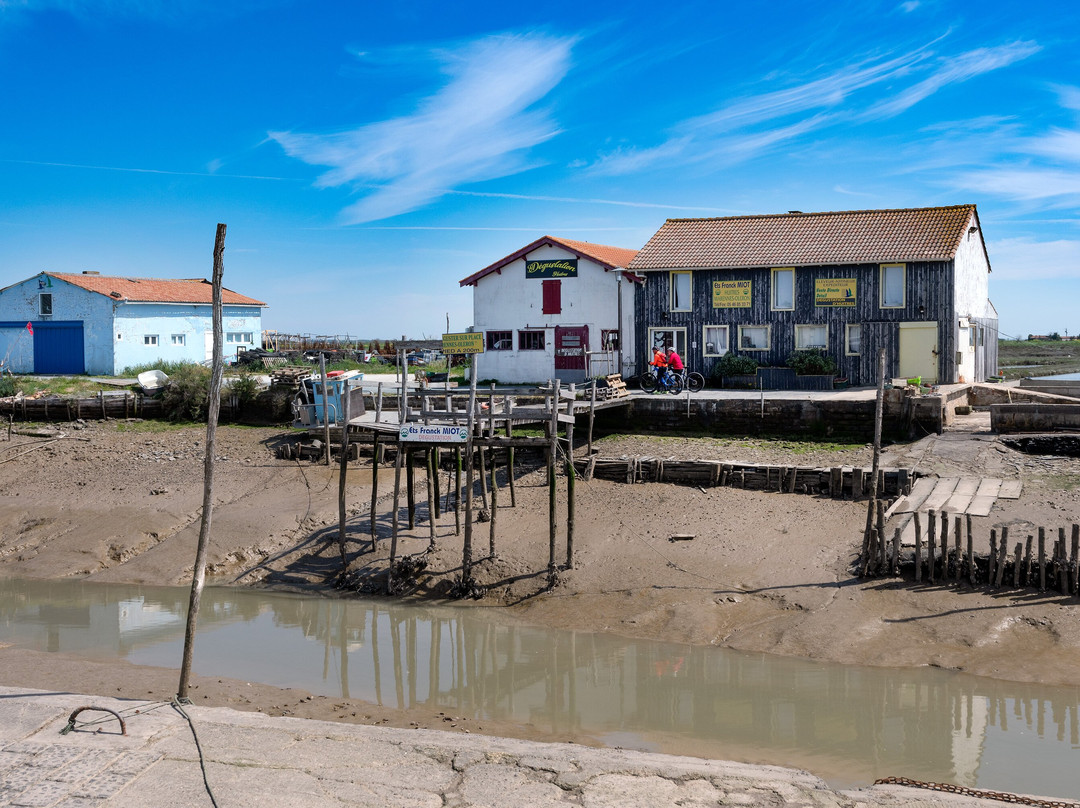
[887,476,1023,545]
[595,374,629,401]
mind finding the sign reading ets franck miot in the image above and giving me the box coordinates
[526,259,577,279]
[400,424,469,443]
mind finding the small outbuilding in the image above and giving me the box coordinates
[628,205,997,386]
[460,236,640,384]
[0,271,266,375]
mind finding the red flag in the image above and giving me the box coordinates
[26,322,33,335]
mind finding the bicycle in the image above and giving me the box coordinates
[639,368,684,394]
[678,369,705,392]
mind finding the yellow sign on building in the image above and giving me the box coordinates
[815,279,856,307]
[712,279,752,308]
[442,332,484,354]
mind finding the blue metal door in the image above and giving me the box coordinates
[33,321,85,374]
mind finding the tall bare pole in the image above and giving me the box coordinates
[862,347,887,568]
[178,223,226,700]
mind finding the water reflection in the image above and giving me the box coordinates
[1,578,1078,796]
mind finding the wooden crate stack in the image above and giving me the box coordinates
[595,374,629,401]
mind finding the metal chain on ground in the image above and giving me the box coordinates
[875,776,1079,807]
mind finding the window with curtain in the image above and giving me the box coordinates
[846,324,862,355]
[670,272,692,311]
[881,264,905,308]
[772,268,794,310]
[703,326,729,356]
[738,325,770,351]
[795,324,827,350]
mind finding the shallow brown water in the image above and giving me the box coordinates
[2,577,1078,797]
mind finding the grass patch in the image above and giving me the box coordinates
[114,420,194,433]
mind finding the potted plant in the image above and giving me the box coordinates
[784,350,837,391]
[715,353,759,388]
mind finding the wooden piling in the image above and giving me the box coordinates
[566,385,576,570]
[505,419,517,506]
[953,516,962,581]
[406,449,416,529]
[1060,527,1070,596]
[369,434,380,551]
[994,529,1009,588]
[426,448,437,551]
[454,447,462,536]
[1039,527,1046,591]
[477,448,489,511]
[488,447,497,558]
[432,448,441,519]
[548,379,560,586]
[462,367,478,584]
[388,439,403,594]
[876,499,886,572]
[928,509,937,584]
[967,514,975,584]
[1071,524,1079,596]
[940,512,950,579]
[892,528,901,575]
[587,379,596,459]
[337,385,351,575]
[1024,535,1034,587]
[1013,542,1022,587]
[914,511,923,582]
[989,529,997,585]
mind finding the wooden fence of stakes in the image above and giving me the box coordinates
[332,350,585,596]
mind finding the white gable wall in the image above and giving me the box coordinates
[953,211,994,383]
[471,243,635,384]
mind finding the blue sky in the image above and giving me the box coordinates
[1,0,1077,341]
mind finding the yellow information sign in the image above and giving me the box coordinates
[814,279,856,307]
[442,332,484,355]
[712,279,752,308]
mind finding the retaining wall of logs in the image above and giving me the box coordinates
[576,456,913,499]
[1,392,162,421]
[863,509,1080,598]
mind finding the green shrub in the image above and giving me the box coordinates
[226,369,259,410]
[785,349,837,375]
[0,377,16,397]
[715,353,759,377]
[160,364,212,421]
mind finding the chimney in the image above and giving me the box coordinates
[82,270,100,275]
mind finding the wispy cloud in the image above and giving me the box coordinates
[590,38,1039,177]
[271,32,574,223]
[990,237,1080,280]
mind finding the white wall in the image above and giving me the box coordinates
[470,243,636,384]
[953,211,993,383]
[113,304,263,373]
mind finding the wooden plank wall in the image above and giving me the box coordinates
[635,260,957,386]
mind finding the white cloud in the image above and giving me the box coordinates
[950,168,1080,202]
[989,237,1080,280]
[864,41,1041,119]
[271,32,574,223]
[899,1,920,11]
[589,37,1038,177]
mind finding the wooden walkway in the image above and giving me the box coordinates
[887,476,1023,545]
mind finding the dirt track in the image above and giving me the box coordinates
[2,414,1080,732]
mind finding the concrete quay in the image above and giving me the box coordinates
[0,686,1026,807]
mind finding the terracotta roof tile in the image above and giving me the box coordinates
[628,205,978,270]
[460,235,638,286]
[48,273,266,306]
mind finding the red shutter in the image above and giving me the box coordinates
[542,280,561,314]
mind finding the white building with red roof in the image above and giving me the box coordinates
[460,236,640,384]
[0,271,266,375]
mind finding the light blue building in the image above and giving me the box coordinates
[0,271,267,375]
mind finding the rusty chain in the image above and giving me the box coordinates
[875,776,1080,807]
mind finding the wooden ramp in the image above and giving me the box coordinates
[888,476,1022,546]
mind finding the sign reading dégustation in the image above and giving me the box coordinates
[526,259,578,279]
[712,279,752,308]
[441,332,484,354]
[400,424,469,443]
[814,279,856,307]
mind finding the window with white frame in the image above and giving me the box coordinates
[771,268,794,311]
[738,325,770,351]
[144,334,159,346]
[226,332,253,344]
[670,271,692,312]
[880,264,905,308]
[39,294,53,316]
[703,325,729,356]
[795,324,827,350]
[845,324,862,355]
[648,327,687,357]
[171,334,186,346]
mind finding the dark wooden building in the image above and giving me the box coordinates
[627,205,998,386]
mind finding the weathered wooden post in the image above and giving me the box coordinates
[319,352,331,466]
[337,382,352,575]
[406,448,416,529]
[387,440,404,594]
[425,447,436,551]
[369,433,380,552]
[587,378,597,460]
[994,527,1009,587]
[1060,527,1070,595]
[488,445,497,558]
[432,448,441,519]
[928,509,937,584]
[1024,534,1034,587]
[566,383,576,570]
[862,348,887,567]
[940,511,950,579]
[454,446,462,536]
[1071,524,1079,596]
[1039,527,1047,590]
[178,223,226,701]
[953,516,962,581]
[914,511,923,582]
[548,379,560,587]
[989,528,998,585]
[462,362,478,585]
